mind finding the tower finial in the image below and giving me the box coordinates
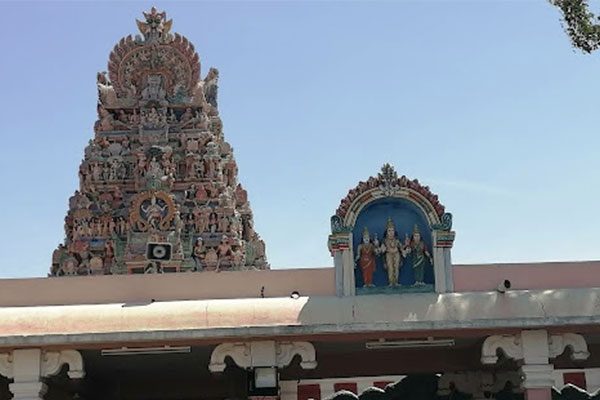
[136,7,173,44]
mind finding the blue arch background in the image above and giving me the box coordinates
[352,197,434,288]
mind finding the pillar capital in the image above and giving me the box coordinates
[520,364,555,389]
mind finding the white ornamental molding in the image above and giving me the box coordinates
[209,341,317,372]
[548,333,590,361]
[277,341,318,370]
[481,332,589,365]
[481,335,523,364]
[209,342,250,373]
[41,350,85,379]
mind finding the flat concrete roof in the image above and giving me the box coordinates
[1,286,600,348]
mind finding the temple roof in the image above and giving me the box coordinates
[51,8,268,277]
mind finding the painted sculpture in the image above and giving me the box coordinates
[329,164,455,294]
[354,228,378,287]
[50,8,268,276]
[380,217,407,287]
[406,224,433,286]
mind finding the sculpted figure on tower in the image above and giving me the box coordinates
[50,8,268,276]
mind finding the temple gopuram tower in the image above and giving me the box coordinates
[50,8,268,276]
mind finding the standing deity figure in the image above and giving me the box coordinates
[355,227,378,288]
[406,225,433,286]
[191,238,205,271]
[379,218,407,287]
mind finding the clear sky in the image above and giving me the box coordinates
[0,1,599,278]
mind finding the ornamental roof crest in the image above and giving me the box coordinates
[102,8,202,107]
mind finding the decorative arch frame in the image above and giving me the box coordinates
[342,186,442,229]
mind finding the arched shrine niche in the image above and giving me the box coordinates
[328,164,456,295]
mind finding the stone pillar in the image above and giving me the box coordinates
[10,350,46,400]
[482,331,590,400]
[0,349,84,400]
[520,331,554,400]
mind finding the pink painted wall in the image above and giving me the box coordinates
[453,260,600,292]
[0,268,335,307]
[0,260,598,308]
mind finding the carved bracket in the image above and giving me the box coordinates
[482,331,589,365]
[209,341,317,372]
[481,335,523,364]
[41,350,85,379]
[0,350,84,380]
[0,353,13,378]
[548,333,590,361]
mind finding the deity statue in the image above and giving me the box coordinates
[354,227,378,288]
[97,106,116,132]
[195,184,208,202]
[141,75,168,106]
[173,210,184,241]
[141,107,167,129]
[191,237,204,271]
[379,217,407,287]
[147,156,164,178]
[406,225,433,286]
[185,184,197,201]
[231,246,245,269]
[51,244,69,275]
[97,72,118,107]
[104,240,115,269]
[141,196,168,230]
[217,235,233,269]
[235,184,248,206]
[204,247,218,270]
[204,68,219,108]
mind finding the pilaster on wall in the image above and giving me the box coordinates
[481,331,590,400]
[328,232,354,296]
[432,230,455,293]
[0,349,84,400]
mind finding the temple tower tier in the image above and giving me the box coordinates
[50,8,268,276]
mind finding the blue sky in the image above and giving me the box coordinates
[0,1,599,278]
